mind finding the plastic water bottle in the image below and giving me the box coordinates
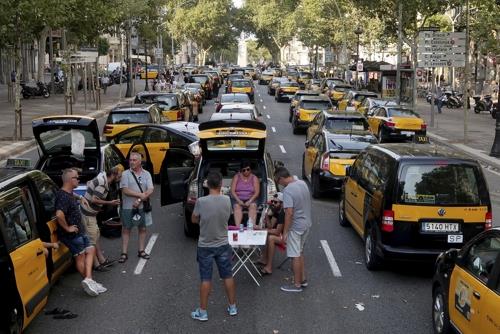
[239,223,244,232]
[247,218,253,231]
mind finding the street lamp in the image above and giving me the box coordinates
[354,26,363,90]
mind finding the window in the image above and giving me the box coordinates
[37,180,58,219]
[115,128,145,144]
[2,199,33,249]
[144,128,169,143]
[104,146,124,172]
[462,236,500,285]
[324,118,369,133]
[110,112,150,124]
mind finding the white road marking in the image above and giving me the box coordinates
[320,240,342,277]
[266,115,271,119]
[263,105,266,110]
[271,126,276,132]
[134,233,159,275]
[279,145,286,154]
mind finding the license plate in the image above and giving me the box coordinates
[448,234,463,243]
[401,131,415,136]
[421,222,460,233]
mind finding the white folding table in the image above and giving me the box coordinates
[228,230,268,286]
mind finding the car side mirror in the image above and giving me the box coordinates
[304,141,310,148]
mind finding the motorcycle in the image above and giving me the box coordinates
[20,81,50,99]
[426,91,434,104]
[48,81,65,94]
[492,102,498,119]
[473,95,493,114]
[444,90,463,109]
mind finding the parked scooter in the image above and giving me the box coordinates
[20,81,50,99]
[444,90,463,109]
[473,95,493,114]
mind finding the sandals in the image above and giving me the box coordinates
[138,250,150,260]
[118,253,128,263]
[259,268,272,276]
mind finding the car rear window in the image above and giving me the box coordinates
[398,163,484,205]
[325,118,369,132]
[192,76,208,84]
[281,82,299,87]
[221,94,250,104]
[299,72,312,79]
[109,112,150,124]
[206,139,260,151]
[232,81,251,88]
[301,101,331,110]
[388,108,419,117]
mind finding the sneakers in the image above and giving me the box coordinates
[191,308,208,322]
[280,284,303,293]
[301,280,308,288]
[227,304,238,316]
[81,278,99,296]
[81,278,107,296]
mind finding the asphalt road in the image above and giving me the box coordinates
[21,82,499,334]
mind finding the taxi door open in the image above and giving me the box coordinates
[0,188,49,331]
[343,154,367,236]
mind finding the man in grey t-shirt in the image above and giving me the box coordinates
[275,167,312,293]
[190,172,237,321]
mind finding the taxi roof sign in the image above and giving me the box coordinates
[5,158,32,169]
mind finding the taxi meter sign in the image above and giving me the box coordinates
[417,31,466,68]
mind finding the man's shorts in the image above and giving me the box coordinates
[81,214,99,245]
[60,234,93,257]
[286,229,310,258]
[121,209,153,229]
[197,244,233,281]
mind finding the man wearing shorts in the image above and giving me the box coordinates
[191,171,237,321]
[81,165,122,271]
[55,168,107,296]
[274,167,312,292]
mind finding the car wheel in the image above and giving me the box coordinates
[432,285,452,334]
[311,172,322,199]
[43,91,50,98]
[378,128,385,143]
[289,111,293,123]
[6,305,22,334]
[339,197,350,227]
[292,121,300,135]
[364,225,382,270]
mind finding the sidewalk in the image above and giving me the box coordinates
[0,79,142,160]
[414,99,500,170]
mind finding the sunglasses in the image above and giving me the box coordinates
[241,167,251,172]
[271,200,280,204]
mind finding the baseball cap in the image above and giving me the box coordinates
[273,192,284,202]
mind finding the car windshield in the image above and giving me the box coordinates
[110,112,150,124]
[221,94,250,103]
[192,76,208,84]
[334,86,350,92]
[281,82,299,87]
[325,118,369,132]
[232,81,251,88]
[206,138,260,151]
[388,108,419,118]
[39,128,97,153]
[301,101,331,110]
[398,164,482,205]
[299,72,313,79]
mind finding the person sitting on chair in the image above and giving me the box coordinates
[230,160,260,227]
[258,192,285,275]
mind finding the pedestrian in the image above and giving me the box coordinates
[436,85,443,114]
[159,77,167,91]
[274,166,312,292]
[101,75,109,94]
[10,70,16,83]
[80,165,123,271]
[55,168,107,296]
[118,151,154,263]
[258,192,285,275]
[190,171,237,321]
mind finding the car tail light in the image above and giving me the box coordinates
[320,152,330,171]
[421,123,427,130]
[385,121,396,128]
[279,88,284,93]
[177,110,183,120]
[103,125,112,134]
[187,179,198,204]
[485,211,492,230]
[381,210,394,232]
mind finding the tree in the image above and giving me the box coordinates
[246,40,272,64]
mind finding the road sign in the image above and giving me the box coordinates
[67,51,98,63]
[417,31,466,68]
[154,48,163,57]
[356,61,363,72]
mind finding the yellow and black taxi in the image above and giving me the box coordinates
[431,228,499,334]
[227,79,255,103]
[134,91,192,122]
[139,64,159,79]
[302,130,376,198]
[158,119,278,237]
[306,110,373,141]
[358,97,398,117]
[271,68,283,78]
[292,95,334,134]
[190,74,213,99]
[0,163,72,333]
[258,69,274,85]
[308,78,322,91]
[108,123,199,182]
[244,67,257,80]
[225,73,245,91]
[275,81,300,102]
[338,90,378,111]
[339,144,493,270]
[285,69,299,81]
[184,82,206,105]
[320,77,347,94]
[289,90,321,122]
[367,106,427,143]
[326,83,353,106]
[297,71,313,89]
[267,77,288,96]
[103,104,162,141]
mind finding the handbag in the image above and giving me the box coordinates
[130,171,152,213]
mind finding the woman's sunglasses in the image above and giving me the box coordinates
[241,167,251,172]
[271,200,280,204]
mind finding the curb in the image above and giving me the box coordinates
[0,97,134,163]
[428,132,500,171]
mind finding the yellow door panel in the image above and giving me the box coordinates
[10,239,50,328]
[449,266,488,333]
[344,178,365,237]
[338,100,347,111]
[114,143,133,159]
[478,287,500,333]
[144,143,170,175]
[46,218,72,280]
[304,147,317,180]
[367,118,379,134]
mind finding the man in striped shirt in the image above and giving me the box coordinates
[81,165,123,270]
